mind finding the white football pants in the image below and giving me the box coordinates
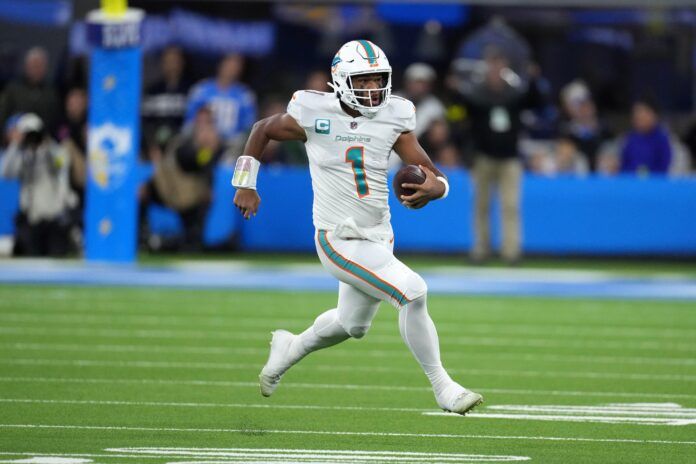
[287,229,453,394]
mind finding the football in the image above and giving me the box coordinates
[393,164,426,199]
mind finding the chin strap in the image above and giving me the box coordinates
[436,176,449,199]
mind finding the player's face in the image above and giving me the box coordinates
[351,74,385,107]
[632,103,658,133]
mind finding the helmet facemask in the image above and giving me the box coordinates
[331,70,392,117]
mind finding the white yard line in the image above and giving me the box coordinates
[106,446,532,462]
[4,398,696,426]
[0,398,426,413]
[0,424,694,446]
[4,358,695,382]
[1,326,693,351]
[424,411,696,426]
[0,452,169,461]
[3,342,694,366]
[425,403,696,426]
[5,398,695,420]
[2,376,696,400]
[485,404,696,415]
[0,449,533,463]
[1,312,693,340]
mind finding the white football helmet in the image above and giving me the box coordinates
[329,40,392,117]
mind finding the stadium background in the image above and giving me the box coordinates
[1,1,696,464]
[1,0,696,257]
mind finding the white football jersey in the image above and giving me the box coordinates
[287,90,416,234]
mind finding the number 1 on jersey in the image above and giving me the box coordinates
[345,146,370,198]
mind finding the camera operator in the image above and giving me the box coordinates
[0,113,76,256]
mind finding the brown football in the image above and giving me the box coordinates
[393,164,426,199]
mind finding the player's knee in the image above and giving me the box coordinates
[406,272,427,301]
[346,324,370,339]
[338,311,373,339]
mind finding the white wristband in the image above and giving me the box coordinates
[436,176,449,199]
[231,155,261,190]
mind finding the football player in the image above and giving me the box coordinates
[232,40,482,414]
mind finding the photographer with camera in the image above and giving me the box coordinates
[0,113,76,256]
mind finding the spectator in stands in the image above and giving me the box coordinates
[420,119,460,167]
[57,88,88,209]
[0,113,75,256]
[434,144,461,168]
[559,80,612,171]
[184,54,257,148]
[596,144,621,176]
[527,136,589,177]
[142,46,190,154]
[0,47,60,136]
[620,98,672,175]
[453,46,546,264]
[554,137,589,176]
[141,106,223,251]
[401,63,445,139]
[305,70,331,92]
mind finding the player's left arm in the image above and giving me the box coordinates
[392,131,449,209]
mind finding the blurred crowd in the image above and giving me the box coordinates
[1,32,695,256]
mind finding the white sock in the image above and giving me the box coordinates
[287,308,350,365]
[398,295,454,396]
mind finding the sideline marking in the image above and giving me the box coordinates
[2,260,696,300]
[425,403,696,426]
[0,424,694,446]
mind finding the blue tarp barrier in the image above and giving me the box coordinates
[2,167,696,255]
[0,180,19,235]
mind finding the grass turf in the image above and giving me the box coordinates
[0,285,694,463]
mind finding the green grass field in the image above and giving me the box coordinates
[0,285,695,463]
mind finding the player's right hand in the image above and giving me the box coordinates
[233,189,261,220]
[400,165,445,209]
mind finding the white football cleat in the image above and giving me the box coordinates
[436,383,483,416]
[259,330,296,397]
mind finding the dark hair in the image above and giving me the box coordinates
[483,45,508,62]
[633,95,660,115]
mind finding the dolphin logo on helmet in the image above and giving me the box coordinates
[328,40,392,117]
